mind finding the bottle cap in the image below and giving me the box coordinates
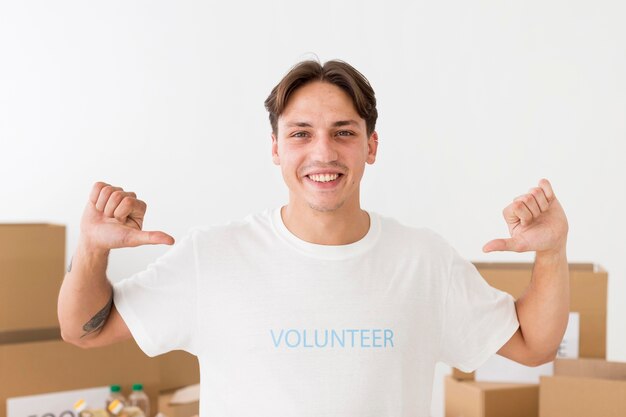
[73,399,87,412]
[132,383,143,391]
[108,399,123,415]
[110,384,122,392]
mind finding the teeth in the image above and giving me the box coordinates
[309,173,339,182]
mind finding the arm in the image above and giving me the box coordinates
[57,238,132,348]
[483,178,569,366]
[58,181,174,348]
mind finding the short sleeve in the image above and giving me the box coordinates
[113,229,199,357]
[438,246,520,373]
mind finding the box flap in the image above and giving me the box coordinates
[555,358,626,381]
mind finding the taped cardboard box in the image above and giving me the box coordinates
[0,224,65,332]
[539,358,626,417]
[444,375,538,417]
[0,330,199,417]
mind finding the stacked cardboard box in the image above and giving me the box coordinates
[0,224,199,417]
[444,262,609,417]
[540,358,626,417]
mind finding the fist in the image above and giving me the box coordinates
[483,178,568,255]
[79,181,175,250]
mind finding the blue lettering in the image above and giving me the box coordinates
[285,329,301,348]
[361,329,371,348]
[270,329,284,347]
[384,329,394,347]
[372,329,382,347]
[331,329,345,347]
[303,329,313,348]
[346,329,357,347]
[315,329,329,347]
[270,328,395,349]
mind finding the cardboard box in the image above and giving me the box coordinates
[0,224,65,332]
[0,330,199,417]
[0,336,159,417]
[158,386,199,417]
[473,262,607,359]
[157,351,200,393]
[1,223,200,417]
[539,358,626,417]
[445,263,607,416]
[445,375,538,417]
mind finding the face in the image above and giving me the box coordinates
[271,81,378,213]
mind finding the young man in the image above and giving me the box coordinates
[58,60,569,416]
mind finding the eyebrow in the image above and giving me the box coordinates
[284,120,361,128]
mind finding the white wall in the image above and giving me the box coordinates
[1,1,624,416]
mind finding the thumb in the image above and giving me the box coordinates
[125,230,175,247]
[483,238,516,253]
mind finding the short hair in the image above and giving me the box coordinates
[264,59,378,136]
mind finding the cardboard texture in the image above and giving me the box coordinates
[0,224,65,332]
[445,263,607,417]
[1,223,200,417]
[553,357,626,379]
[157,351,200,393]
[444,376,538,417]
[0,334,199,417]
[0,338,159,417]
[452,263,607,382]
[539,359,626,417]
[473,262,607,359]
[158,387,199,417]
[474,312,580,384]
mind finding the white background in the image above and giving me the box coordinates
[1,1,624,416]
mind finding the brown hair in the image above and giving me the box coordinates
[264,59,378,136]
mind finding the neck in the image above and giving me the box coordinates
[280,200,370,245]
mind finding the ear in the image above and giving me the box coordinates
[366,131,378,164]
[271,133,280,165]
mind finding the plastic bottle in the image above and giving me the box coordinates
[106,385,127,412]
[128,384,150,417]
[107,400,145,417]
[73,399,110,417]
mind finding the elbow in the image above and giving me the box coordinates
[60,328,80,347]
[60,328,92,349]
[527,348,558,367]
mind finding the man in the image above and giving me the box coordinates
[58,59,569,416]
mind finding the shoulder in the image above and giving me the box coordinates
[374,212,455,258]
[189,209,274,247]
[375,212,450,247]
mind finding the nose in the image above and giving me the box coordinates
[310,133,338,163]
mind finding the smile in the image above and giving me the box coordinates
[307,173,342,183]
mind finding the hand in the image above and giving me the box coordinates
[483,178,568,255]
[79,181,175,251]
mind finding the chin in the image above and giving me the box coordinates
[306,200,346,213]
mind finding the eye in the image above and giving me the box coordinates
[336,130,355,137]
[292,131,309,138]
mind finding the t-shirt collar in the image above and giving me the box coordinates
[270,206,381,260]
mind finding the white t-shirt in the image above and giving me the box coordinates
[113,208,519,417]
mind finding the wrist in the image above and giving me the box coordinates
[77,235,110,258]
[535,245,567,264]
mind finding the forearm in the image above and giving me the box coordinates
[515,247,570,360]
[57,237,114,344]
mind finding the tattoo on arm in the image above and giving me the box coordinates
[80,294,114,338]
[67,257,73,273]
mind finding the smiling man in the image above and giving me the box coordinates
[58,59,570,417]
[268,75,378,245]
